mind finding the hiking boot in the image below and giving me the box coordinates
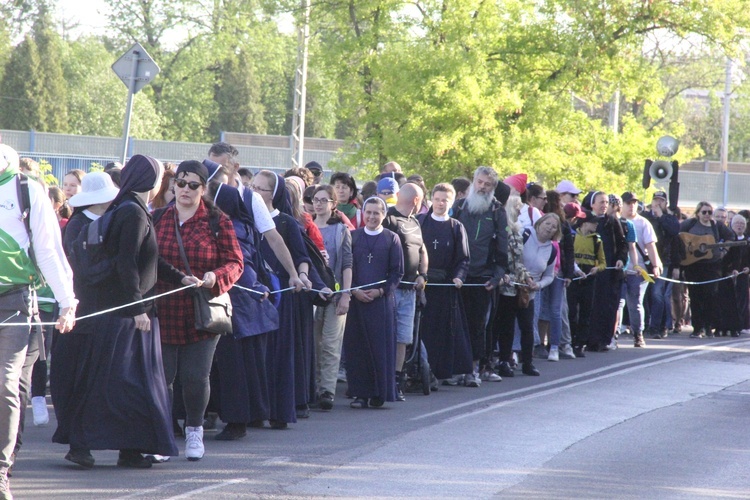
[634,333,646,348]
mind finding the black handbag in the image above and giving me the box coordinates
[174,214,233,335]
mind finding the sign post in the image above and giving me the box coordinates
[112,43,160,164]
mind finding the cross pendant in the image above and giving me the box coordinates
[433,239,439,250]
[367,253,373,264]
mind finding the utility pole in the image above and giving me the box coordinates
[290,0,311,168]
[721,57,732,206]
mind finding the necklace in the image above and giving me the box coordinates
[362,231,383,264]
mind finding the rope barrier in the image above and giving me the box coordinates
[4,265,746,327]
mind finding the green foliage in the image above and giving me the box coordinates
[0,34,45,130]
[210,50,267,137]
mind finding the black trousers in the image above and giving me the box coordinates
[461,278,492,364]
[587,269,623,347]
[493,293,535,365]
[684,262,720,332]
[567,276,595,349]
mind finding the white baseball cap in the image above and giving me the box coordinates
[68,172,120,207]
[555,180,581,194]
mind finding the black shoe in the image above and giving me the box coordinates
[296,405,310,419]
[269,420,288,430]
[369,397,384,407]
[247,420,265,428]
[395,371,406,401]
[497,361,515,378]
[319,391,334,411]
[522,363,540,376]
[349,398,368,409]
[117,450,152,469]
[215,423,247,441]
[573,347,586,358]
[65,448,95,469]
[203,412,218,430]
[732,331,741,337]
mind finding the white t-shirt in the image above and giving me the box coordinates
[629,214,657,269]
[0,175,76,308]
[518,204,542,229]
[240,185,275,234]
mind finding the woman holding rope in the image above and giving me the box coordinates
[311,184,353,410]
[344,197,404,409]
[154,160,243,460]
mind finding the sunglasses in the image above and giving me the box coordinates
[700,210,713,215]
[174,179,204,190]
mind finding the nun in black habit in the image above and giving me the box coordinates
[52,155,185,468]
[416,184,473,379]
[211,183,279,439]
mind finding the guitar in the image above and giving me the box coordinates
[679,233,748,266]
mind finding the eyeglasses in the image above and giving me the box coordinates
[174,179,203,190]
[700,210,713,215]
[313,197,333,204]
[535,196,548,201]
[250,184,273,193]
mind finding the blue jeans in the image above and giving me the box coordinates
[618,274,649,335]
[393,288,416,345]
[539,278,564,347]
[648,278,673,331]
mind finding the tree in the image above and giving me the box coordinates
[210,50,267,136]
[0,34,46,130]
[32,9,68,132]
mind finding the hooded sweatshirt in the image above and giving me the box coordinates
[522,228,555,299]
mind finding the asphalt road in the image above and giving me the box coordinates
[10,330,750,499]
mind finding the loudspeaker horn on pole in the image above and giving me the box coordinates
[656,135,679,157]
[649,160,673,183]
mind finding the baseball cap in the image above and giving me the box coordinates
[555,180,581,195]
[621,191,638,204]
[563,202,586,219]
[653,191,667,200]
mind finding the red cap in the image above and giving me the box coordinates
[503,173,528,195]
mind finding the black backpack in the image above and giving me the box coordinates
[68,201,135,286]
[522,228,558,266]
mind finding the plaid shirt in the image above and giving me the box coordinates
[155,202,243,344]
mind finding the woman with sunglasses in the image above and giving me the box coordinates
[679,201,734,338]
[154,160,243,461]
[310,185,353,410]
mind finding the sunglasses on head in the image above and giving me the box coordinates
[175,179,203,190]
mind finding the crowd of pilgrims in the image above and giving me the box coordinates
[12,143,750,471]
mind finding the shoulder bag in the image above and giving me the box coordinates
[174,213,233,335]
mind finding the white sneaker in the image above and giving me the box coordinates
[441,374,464,386]
[547,346,559,362]
[607,339,618,350]
[559,344,576,359]
[464,373,481,387]
[31,396,49,426]
[185,426,204,461]
[480,370,502,382]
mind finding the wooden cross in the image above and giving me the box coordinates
[432,239,439,250]
[367,253,374,264]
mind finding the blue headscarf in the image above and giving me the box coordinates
[109,154,162,210]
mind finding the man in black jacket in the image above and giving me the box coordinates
[452,167,509,387]
[642,191,680,338]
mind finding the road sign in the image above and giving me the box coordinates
[111,42,160,94]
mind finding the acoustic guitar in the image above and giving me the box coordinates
[679,233,748,266]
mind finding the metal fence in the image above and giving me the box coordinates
[675,170,750,210]
[0,129,344,181]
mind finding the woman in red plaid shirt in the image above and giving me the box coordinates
[154,160,243,462]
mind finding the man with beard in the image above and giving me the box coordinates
[451,167,509,387]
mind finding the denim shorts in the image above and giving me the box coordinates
[393,288,416,344]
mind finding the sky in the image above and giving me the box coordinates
[56,0,110,38]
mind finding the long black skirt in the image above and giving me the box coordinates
[215,333,270,424]
[420,287,473,379]
[51,315,177,456]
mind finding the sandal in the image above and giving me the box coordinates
[349,398,368,409]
